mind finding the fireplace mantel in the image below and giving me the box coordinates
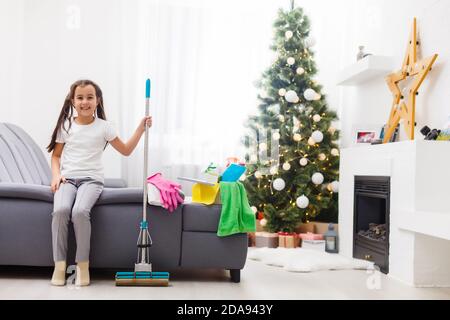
[339,140,450,287]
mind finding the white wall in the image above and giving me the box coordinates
[1,0,448,179]
[328,0,449,147]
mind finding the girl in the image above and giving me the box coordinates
[47,79,152,286]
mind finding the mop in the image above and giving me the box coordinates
[115,79,170,286]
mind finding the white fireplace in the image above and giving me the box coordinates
[339,140,450,287]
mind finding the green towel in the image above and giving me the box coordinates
[217,181,256,237]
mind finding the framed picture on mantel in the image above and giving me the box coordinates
[355,130,377,144]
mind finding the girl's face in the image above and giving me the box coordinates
[71,85,99,119]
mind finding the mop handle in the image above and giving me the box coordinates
[142,79,151,222]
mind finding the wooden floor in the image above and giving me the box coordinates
[0,259,449,300]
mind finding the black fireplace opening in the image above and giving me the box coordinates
[353,176,390,274]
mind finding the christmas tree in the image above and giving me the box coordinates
[242,2,340,233]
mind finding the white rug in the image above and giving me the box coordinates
[248,247,374,273]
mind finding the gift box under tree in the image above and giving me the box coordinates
[278,232,299,248]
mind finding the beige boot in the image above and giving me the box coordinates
[75,261,90,286]
[51,261,67,286]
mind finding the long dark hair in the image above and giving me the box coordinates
[47,79,107,153]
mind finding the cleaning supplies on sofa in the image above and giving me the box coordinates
[178,162,220,186]
[220,163,246,182]
[147,183,185,207]
[191,182,220,205]
[147,173,184,212]
[217,181,256,237]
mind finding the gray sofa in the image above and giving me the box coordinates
[0,123,247,282]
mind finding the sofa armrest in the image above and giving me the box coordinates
[0,182,53,203]
[104,178,127,188]
[96,187,143,205]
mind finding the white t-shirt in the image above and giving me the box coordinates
[56,117,118,183]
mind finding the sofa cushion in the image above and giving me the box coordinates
[182,203,222,232]
[0,123,51,185]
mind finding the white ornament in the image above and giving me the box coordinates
[331,148,339,156]
[272,132,281,140]
[285,30,293,39]
[331,181,339,193]
[296,67,305,75]
[239,174,246,181]
[293,133,302,142]
[251,206,258,214]
[313,114,321,122]
[305,36,316,47]
[314,93,321,101]
[328,126,336,135]
[299,158,308,166]
[304,88,317,101]
[273,178,286,191]
[311,130,324,143]
[287,57,295,65]
[318,153,326,161]
[260,218,267,227]
[311,172,324,185]
[278,88,286,96]
[259,142,267,151]
[278,115,285,123]
[285,90,298,103]
[255,171,263,179]
[268,104,280,114]
[270,166,278,175]
[282,162,291,171]
[296,195,309,209]
[308,137,316,146]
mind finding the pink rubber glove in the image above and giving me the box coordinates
[147,173,184,212]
